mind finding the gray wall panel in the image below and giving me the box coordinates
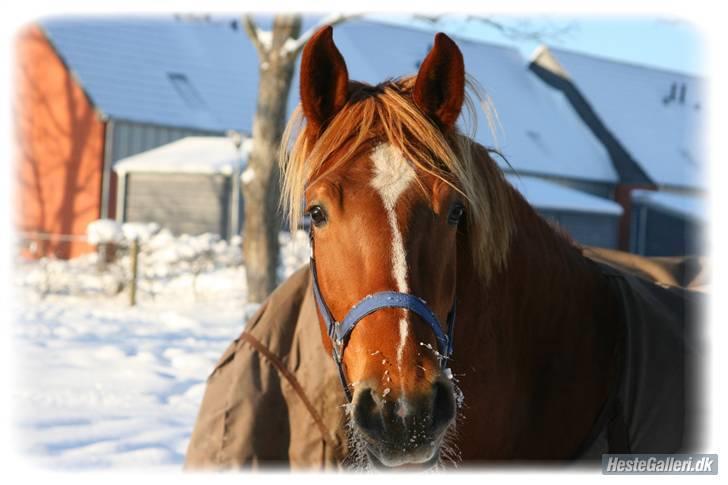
[629,204,704,256]
[112,121,246,239]
[539,209,620,249]
[125,172,230,237]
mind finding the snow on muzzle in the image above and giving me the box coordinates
[351,377,456,468]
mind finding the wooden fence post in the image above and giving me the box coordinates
[129,238,139,306]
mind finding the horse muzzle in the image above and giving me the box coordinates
[352,377,456,468]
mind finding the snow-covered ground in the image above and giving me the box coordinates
[12,227,310,470]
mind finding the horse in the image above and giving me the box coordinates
[275,26,697,468]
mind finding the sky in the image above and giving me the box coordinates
[367,14,704,77]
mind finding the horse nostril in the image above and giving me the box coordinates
[432,379,456,434]
[353,382,455,449]
[353,388,382,440]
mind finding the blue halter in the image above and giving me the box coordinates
[309,232,457,402]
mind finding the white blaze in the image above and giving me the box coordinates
[370,144,416,381]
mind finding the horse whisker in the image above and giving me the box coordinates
[341,381,465,471]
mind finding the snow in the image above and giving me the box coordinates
[631,189,706,222]
[281,37,298,57]
[121,222,160,243]
[241,166,256,184]
[13,230,311,469]
[506,174,623,215]
[113,136,248,175]
[537,46,705,190]
[256,29,273,50]
[279,13,353,57]
[86,219,124,245]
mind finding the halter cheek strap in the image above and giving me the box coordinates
[310,253,457,402]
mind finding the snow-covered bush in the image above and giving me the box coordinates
[17,227,311,303]
[121,222,160,243]
[86,219,124,245]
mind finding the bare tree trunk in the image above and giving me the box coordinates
[242,15,301,302]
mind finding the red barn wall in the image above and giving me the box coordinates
[14,24,106,259]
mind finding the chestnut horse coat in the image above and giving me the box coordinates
[184,249,704,469]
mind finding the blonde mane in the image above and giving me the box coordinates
[279,75,515,281]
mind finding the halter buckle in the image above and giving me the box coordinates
[333,337,344,363]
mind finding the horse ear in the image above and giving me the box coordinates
[413,33,465,131]
[300,25,349,134]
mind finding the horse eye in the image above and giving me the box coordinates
[448,203,465,225]
[308,205,328,227]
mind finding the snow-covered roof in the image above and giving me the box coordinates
[631,189,706,222]
[113,136,248,175]
[329,21,616,184]
[536,46,705,190]
[42,16,615,184]
[507,174,623,215]
[41,17,259,132]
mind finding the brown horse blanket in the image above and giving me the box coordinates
[185,267,349,469]
[184,248,705,469]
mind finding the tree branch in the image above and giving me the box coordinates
[407,14,574,43]
[281,12,360,61]
[465,16,574,42]
[242,14,269,58]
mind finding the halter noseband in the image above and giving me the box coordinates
[309,227,456,402]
